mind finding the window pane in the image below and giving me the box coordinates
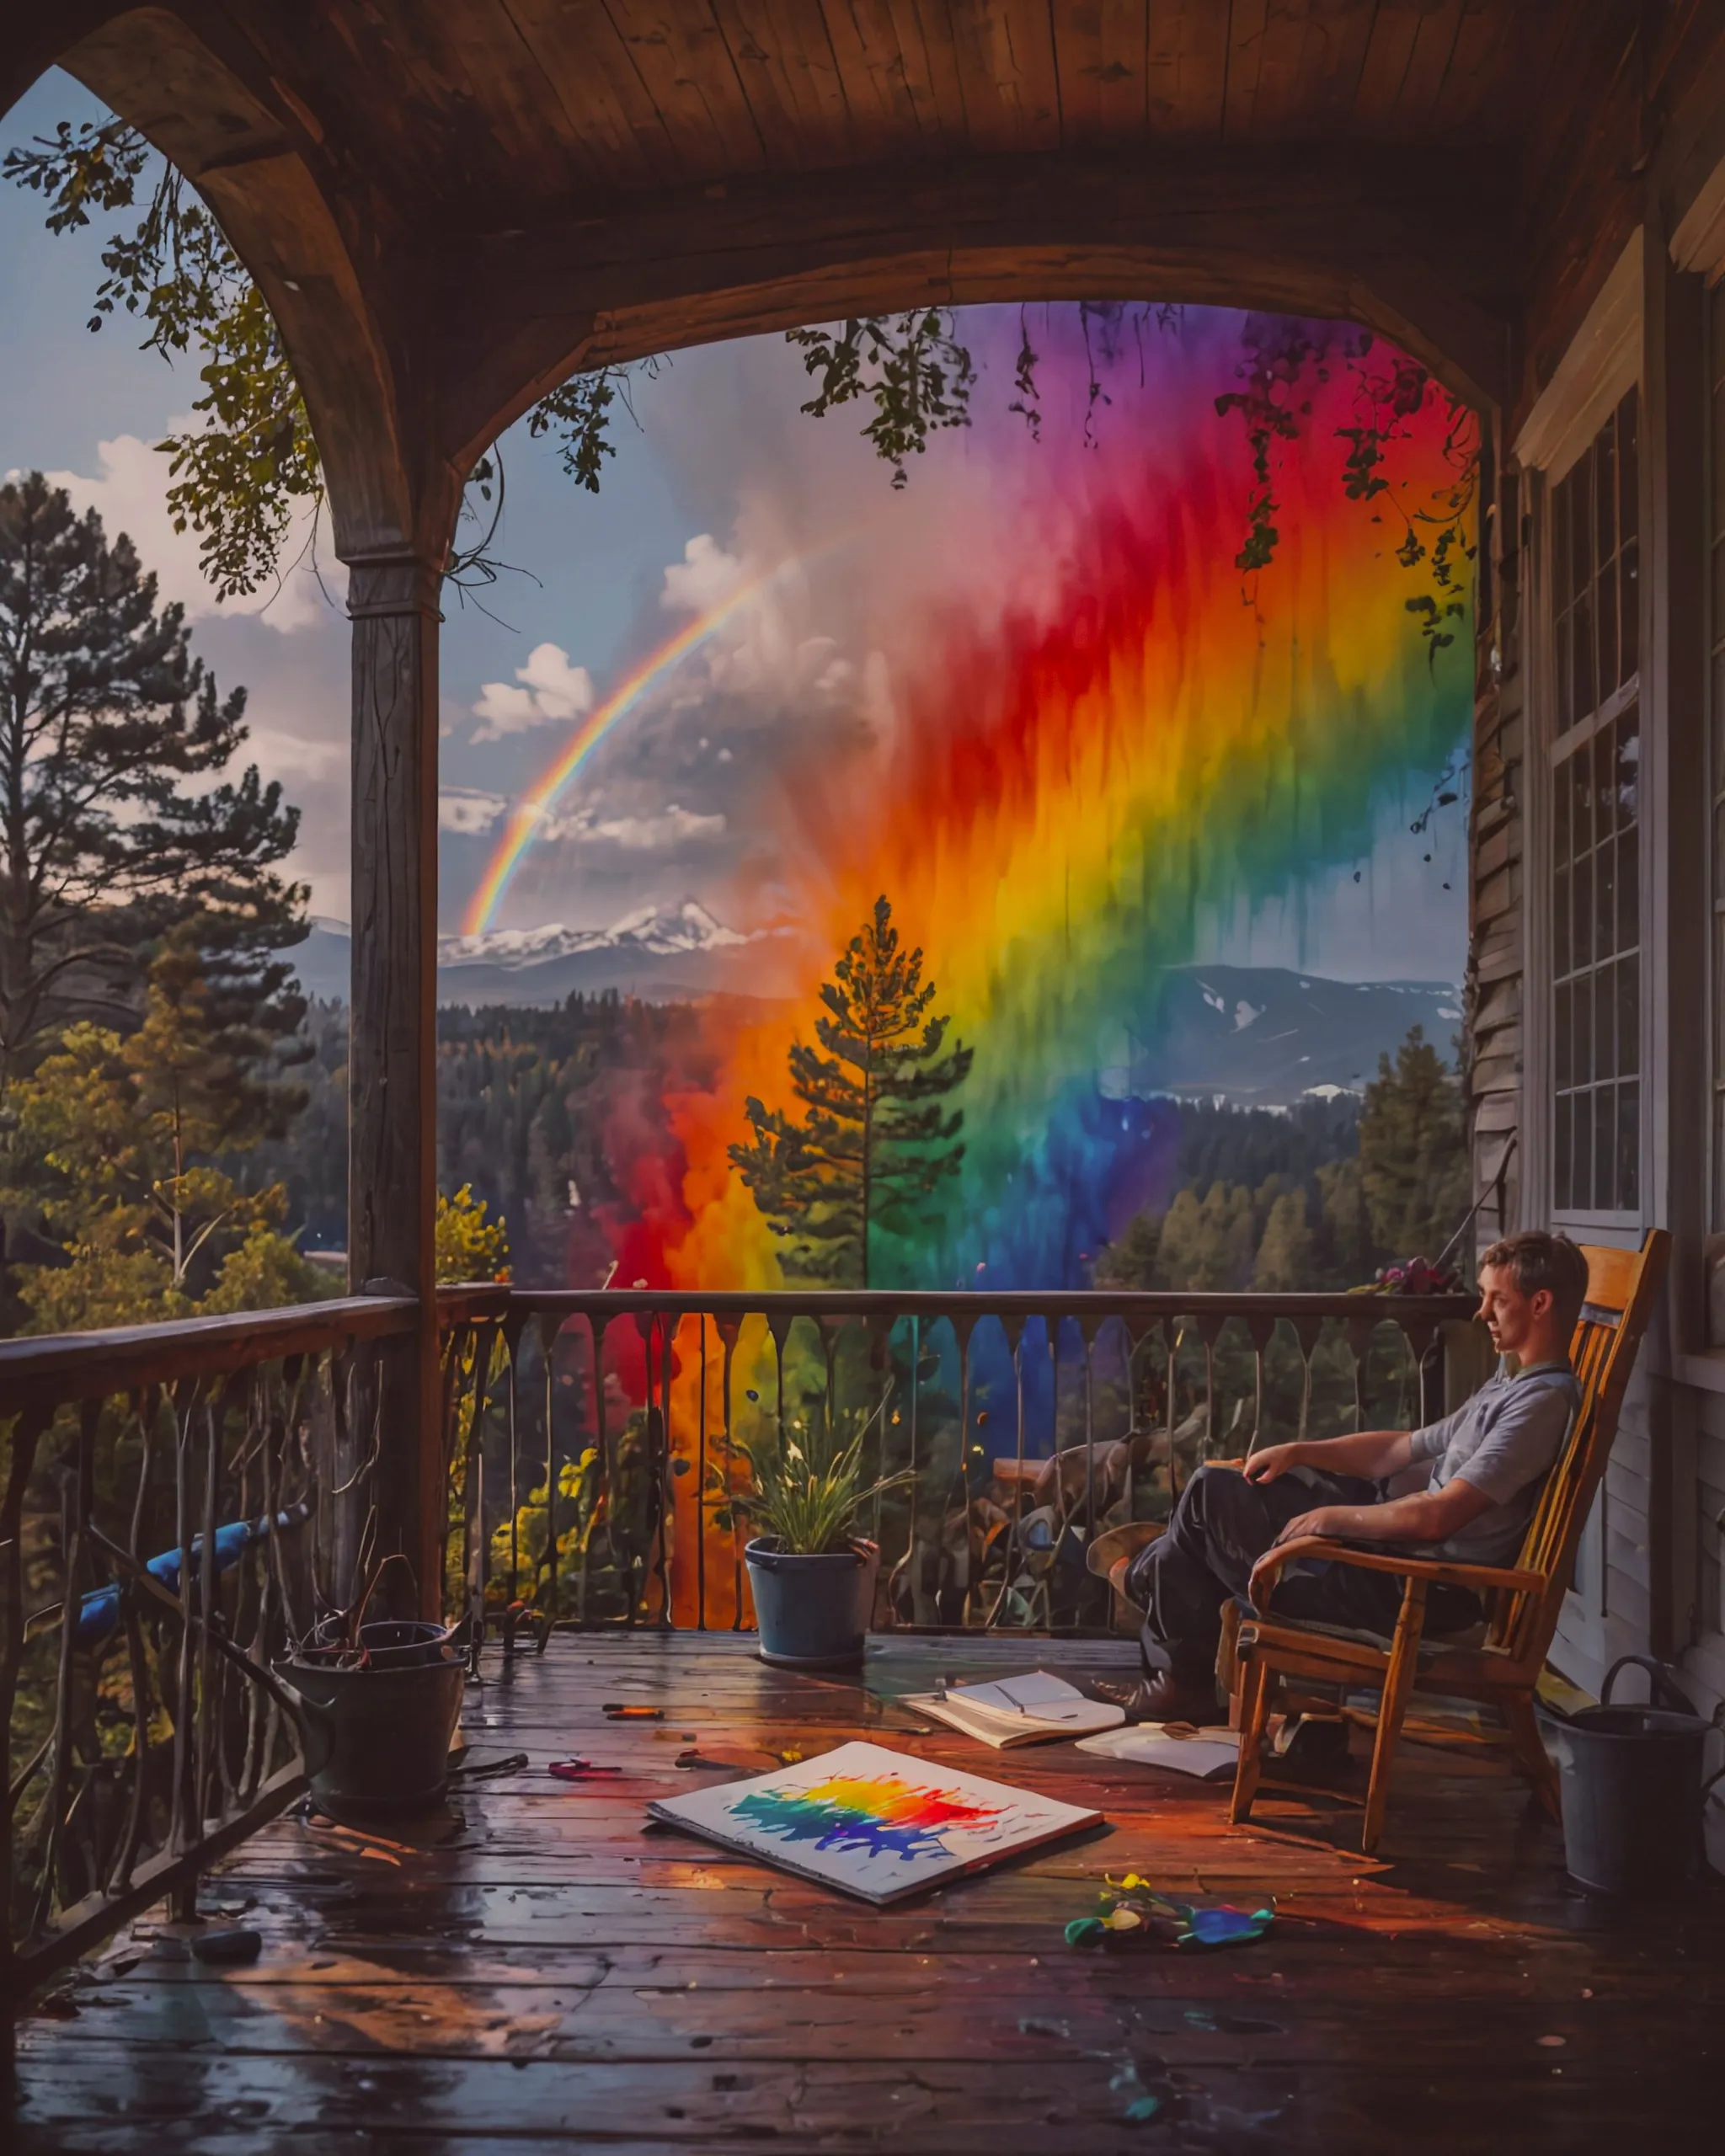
[1554,862,1572,977]
[1573,584,1597,720]
[1557,605,1576,731]
[1571,447,1593,595]
[1617,822,1639,952]
[1556,1091,1574,1212]
[1616,710,1640,825]
[1617,951,1640,1080]
[1596,419,1617,573]
[1617,389,1638,544]
[1593,721,1616,841]
[1556,977,1573,1087]
[1620,538,1639,682]
[1573,847,1594,971]
[1617,1080,1640,1211]
[1572,1089,1594,1214]
[1569,738,1593,854]
[1594,1083,1615,1207]
[1595,837,1616,970]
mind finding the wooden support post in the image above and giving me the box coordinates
[348,549,444,1619]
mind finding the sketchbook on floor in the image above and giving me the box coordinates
[1075,1723,1242,1780]
[899,1669,1126,1748]
[646,1739,1102,1905]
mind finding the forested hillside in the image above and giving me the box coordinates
[233,998,1470,1294]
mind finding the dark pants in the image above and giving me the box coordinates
[1124,1463,1483,1687]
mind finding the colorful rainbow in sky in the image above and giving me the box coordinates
[463,539,849,936]
[730,1772,1004,1860]
[591,308,1474,1299]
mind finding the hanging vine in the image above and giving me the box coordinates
[7,114,1479,657]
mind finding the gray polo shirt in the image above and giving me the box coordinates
[1404,1360,1581,1567]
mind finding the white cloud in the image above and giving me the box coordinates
[662,532,745,615]
[439,787,509,835]
[542,802,726,851]
[34,428,339,633]
[472,640,593,741]
[243,726,349,782]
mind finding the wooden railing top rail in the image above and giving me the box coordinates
[0,1294,417,1410]
[502,1287,1479,1333]
[1,1283,1481,1412]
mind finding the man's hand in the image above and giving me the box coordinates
[1248,1508,1348,1610]
[1272,1505,1349,1546]
[1242,1442,1306,1484]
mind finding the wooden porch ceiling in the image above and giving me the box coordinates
[13,3,1710,557]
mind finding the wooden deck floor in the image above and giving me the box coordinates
[13,1633,1724,2152]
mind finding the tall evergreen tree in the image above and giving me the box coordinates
[731,897,972,1285]
[2,933,318,1331]
[0,472,306,1093]
[1358,1025,1471,1259]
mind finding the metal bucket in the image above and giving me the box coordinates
[275,1620,465,1811]
[1544,1657,1715,1895]
[745,1539,879,1668]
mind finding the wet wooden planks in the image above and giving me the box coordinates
[13,1632,1725,2151]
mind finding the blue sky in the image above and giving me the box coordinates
[1,67,1469,981]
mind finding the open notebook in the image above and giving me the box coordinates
[900,1670,1125,1748]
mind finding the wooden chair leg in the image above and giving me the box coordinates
[1228,1653,1274,1826]
[1505,1690,1562,1822]
[1217,1598,1242,1717]
[1360,1579,1426,1854]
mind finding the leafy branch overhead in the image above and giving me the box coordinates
[7,115,1477,648]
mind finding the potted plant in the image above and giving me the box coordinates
[272,1551,466,1812]
[713,1407,911,1668]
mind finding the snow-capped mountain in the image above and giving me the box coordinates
[292,900,769,1007]
[1110,966,1465,1107]
[438,899,747,969]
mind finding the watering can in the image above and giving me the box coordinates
[1539,1656,1725,1894]
[273,1620,466,1812]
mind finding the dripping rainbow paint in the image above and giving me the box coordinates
[471,308,1472,1299]
[645,1741,1100,1901]
[729,1770,1005,1862]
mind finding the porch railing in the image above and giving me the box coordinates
[439,1288,1479,1645]
[0,1293,441,2025]
[3,1280,1476,2025]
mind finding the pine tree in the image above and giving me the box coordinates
[3,934,318,1330]
[1253,1187,1316,1290]
[1358,1025,1471,1259]
[730,897,972,1285]
[0,472,307,1093]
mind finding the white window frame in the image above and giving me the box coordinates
[1515,230,1648,1241]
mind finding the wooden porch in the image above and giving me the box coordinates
[14,1632,1723,2153]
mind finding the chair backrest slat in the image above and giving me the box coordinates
[1485,1230,1669,1663]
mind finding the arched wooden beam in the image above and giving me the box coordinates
[437,148,1513,472]
[55,6,458,563]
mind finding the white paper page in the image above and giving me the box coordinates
[1075,1723,1242,1778]
[950,1671,1104,1725]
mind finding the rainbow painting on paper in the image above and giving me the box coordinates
[646,1740,1099,1903]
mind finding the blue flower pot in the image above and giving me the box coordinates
[744,1538,879,1669]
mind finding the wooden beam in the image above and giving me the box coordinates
[348,550,446,1620]
[435,144,1514,458]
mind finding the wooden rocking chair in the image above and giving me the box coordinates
[1229,1229,1671,1852]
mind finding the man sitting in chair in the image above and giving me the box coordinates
[1099,1230,1588,1726]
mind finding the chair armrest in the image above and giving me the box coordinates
[1248,1535,1544,1613]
